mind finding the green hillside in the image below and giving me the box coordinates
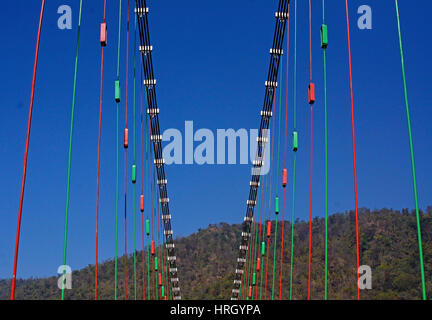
[1,208,431,300]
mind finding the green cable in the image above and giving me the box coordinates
[322,0,329,300]
[259,177,268,300]
[289,0,297,301]
[153,171,158,300]
[395,0,426,300]
[244,213,255,298]
[145,111,151,300]
[289,155,296,300]
[114,0,122,300]
[153,171,159,300]
[61,0,83,301]
[251,184,263,299]
[160,206,165,298]
[271,51,284,300]
[133,13,137,301]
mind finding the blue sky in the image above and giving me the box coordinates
[0,0,431,280]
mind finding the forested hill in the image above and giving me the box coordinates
[1,207,431,300]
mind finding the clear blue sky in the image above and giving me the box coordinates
[0,0,431,280]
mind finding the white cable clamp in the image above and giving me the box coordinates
[160,197,170,204]
[154,158,165,165]
[253,160,264,167]
[275,11,289,19]
[166,243,175,249]
[250,181,260,188]
[265,81,278,88]
[139,45,153,53]
[244,216,253,223]
[144,79,157,86]
[147,108,160,115]
[135,7,149,16]
[257,136,269,143]
[270,48,284,55]
[247,200,256,206]
[261,110,273,118]
[151,135,162,142]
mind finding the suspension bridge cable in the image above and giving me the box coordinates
[289,0,298,301]
[307,0,315,300]
[394,0,427,300]
[10,0,46,300]
[114,0,123,300]
[149,133,155,299]
[321,0,329,300]
[278,3,290,300]
[264,93,277,300]
[139,51,146,300]
[231,0,289,300]
[95,0,107,301]
[243,199,257,299]
[251,173,269,299]
[153,165,159,300]
[60,0,83,301]
[146,120,151,300]
[136,0,182,299]
[246,188,261,299]
[259,176,269,300]
[144,96,151,299]
[344,0,361,300]
[133,9,138,301]
[272,47,285,300]
[123,0,131,300]
[157,176,162,299]
[145,67,151,300]
[255,176,266,299]
[251,182,264,299]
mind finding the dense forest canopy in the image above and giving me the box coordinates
[1,207,431,300]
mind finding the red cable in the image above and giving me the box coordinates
[11,0,45,301]
[308,105,313,300]
[95,0,107,301]
[264,81,277,300]
[140,54,146,300]
[123,0,130,300]
[149,120,155,299]
[345,0,361,300]
[307,0,313,301]
[255,178,265,300]
[157,175,162,299]
[247,205,258,298]
[242,199,257,299]
[279,6,290,300]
